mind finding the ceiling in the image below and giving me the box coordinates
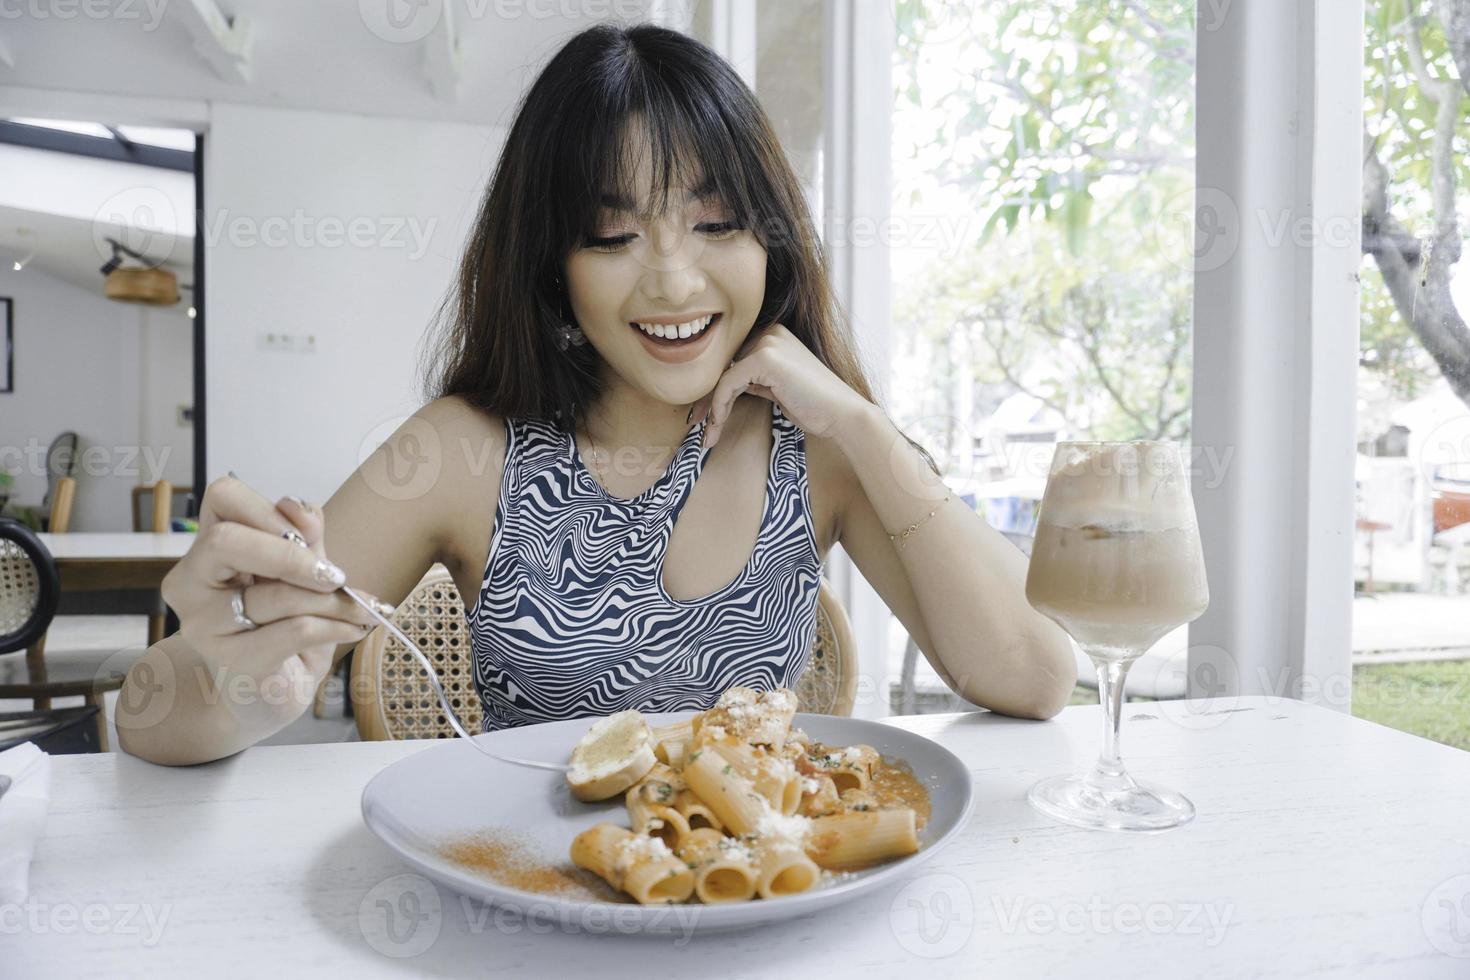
[0,202,194,298]
[0,0,679,128]
[0,0,691,298]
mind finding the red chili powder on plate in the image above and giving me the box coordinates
[434,827,633,904]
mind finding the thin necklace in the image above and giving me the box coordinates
[582,414,701,496]
[586,425,611,491]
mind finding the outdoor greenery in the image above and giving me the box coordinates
[1350,659,1470,751]
[894,2,1470,750]
[893,0,1470,432]
[1363,0,1470,407]
[1069,660,1470,752]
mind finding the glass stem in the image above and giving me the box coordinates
[1085,648,1138,794]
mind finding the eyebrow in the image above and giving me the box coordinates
[597,177,721,213]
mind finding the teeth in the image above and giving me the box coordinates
[633,313,715,341]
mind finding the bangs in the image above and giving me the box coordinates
[547,64,765,252]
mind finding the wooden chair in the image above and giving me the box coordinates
[39,432,78,529]
[132,481,191,532]
[0,518,138,751]
[348,565,858,742]
[47,476,76,534]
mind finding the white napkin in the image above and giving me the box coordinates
[0,742,52,905]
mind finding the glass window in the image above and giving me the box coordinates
[888,1,1197,712]
[1354,1,1470,751]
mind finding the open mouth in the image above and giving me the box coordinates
[627,312,722,347]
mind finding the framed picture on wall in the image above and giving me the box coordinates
[0,297,11,393]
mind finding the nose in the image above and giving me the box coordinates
[639,222,708,308]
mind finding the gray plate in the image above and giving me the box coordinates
[361,712,975,934]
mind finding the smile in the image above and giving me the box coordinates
[628,312,720,343]
[627,313,722,364]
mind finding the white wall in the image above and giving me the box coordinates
[203,103,501,505]
[0,266,192,530]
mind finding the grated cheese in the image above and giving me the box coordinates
[614,833,673,873]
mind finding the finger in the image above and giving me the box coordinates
[208,615,378,682]
[275,495,324,553]
[223,580,391,634]
[689,396,713,428]
[198,475,310,542]
[706,359,769,449]
[190,520,348,594]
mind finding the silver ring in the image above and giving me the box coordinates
[231,587,259,630]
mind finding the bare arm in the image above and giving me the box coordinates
[117,396,491,765]
[826,401,1077,719]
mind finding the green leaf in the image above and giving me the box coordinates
[978,205,1008,247]
[1063,189,1093,257]
[1002,202,1021,234]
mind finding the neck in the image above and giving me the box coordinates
[581,377,698,472]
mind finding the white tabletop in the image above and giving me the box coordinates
[10,696,1470,978]
[35,532,194,561]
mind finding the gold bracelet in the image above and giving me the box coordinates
[888,489,954,551]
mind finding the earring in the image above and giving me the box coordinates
[553,275,587,352]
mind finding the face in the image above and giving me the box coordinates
[562,136,767,408]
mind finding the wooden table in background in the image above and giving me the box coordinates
[36,533,194,645]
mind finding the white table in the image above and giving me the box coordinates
[35,532,195,561]
[10,697,1470,978]
[34,532,194,648]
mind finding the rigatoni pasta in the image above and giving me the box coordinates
[567,686,931,906]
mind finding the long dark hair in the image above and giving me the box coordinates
[422,22,940,476]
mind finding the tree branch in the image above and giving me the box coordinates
[1121,0,1196,68]
[1065,286,1153,433]
[1437,0,1470,98]
[1362,130,1470,403]
[970,306,1078,431]
[1401,10,1466,262]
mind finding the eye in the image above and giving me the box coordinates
[583,234,635,252]
[698,221,741,239]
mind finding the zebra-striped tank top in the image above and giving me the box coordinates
[466,400,822,732]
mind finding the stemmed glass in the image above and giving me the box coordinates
[1024,441,1209,832]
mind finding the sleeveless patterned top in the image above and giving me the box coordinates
[466,401,822,732]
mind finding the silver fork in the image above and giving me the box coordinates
[340,585,571,773]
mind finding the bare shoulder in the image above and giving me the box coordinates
[412,394,506,582]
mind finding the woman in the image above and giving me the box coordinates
[118,24,1074,765]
